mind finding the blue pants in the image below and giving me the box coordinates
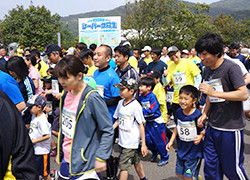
[204,125,249,180]
[145,121,169,160]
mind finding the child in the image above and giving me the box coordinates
[166,85,205,180]
[113,78,148,180]
[139,76,169,166]
[53,55,113,179]
[27,94,51,180]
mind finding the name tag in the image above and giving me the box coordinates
[204,78,225,103]
[177,119,197,142]
[52,79,60,95]
[96,85,104,98]
[141,101,150,109]
[62,107,76,139]
[173,72,187,86]
[166,91,174,103]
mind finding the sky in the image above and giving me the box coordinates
[0,0,220,20]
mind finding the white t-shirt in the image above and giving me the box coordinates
[113,99,145,149]
[29,113,51,155]
[224,53,248,76]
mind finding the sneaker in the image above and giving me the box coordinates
[157,159,168,166]
[150,154,158,162]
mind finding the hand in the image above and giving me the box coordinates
[39,90,46,97]
[95,160,107,173]
[163,67,168,77]
[199,83,215,97]
[197,113,207,128]
[141,145,148,157]
[166,141,173,151]
[53,93,61,100]
[193,135,202,145]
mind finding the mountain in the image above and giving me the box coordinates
[60,0,250,37]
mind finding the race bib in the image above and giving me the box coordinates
[204,78,225,103]
[62,107,76,139]
[166,91,174,103]
[177,119,197,142]
[173,72,187,86]
[141,101,150,109]
[118,114,133,133]
[96,85,104,98]
[52,79,60,95]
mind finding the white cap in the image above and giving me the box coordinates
[142,46,152,52]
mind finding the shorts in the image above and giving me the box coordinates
[52,107,60,132]
[35,154,50,177]
[176,157,201,178]
[243,88,250,111]
[59,158,99,180]
[119,148,140,170]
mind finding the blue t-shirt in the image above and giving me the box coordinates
[93,66,120,122]
[109,58,116,69]
[233,54,246,64]
[174,108,203,160]
[146,60,168,83]
[0,70,24,104]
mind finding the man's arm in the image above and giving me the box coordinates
[243,73,250,85]
[16,101,26,112]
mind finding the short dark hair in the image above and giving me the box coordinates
[100,44,112,58]
[89,43,97,51]
[139,76,155,91]
[76,42,87,51]
[229,42,239,50]
[133,48,141,55]
[114,45,130,58]
[179,85,198,100]
[78,49,93,60]
[7,56,29,79]
[195,33,224,58]
[53,55,87,78]
[30,49,40,57]
[25,55,37,66]
[151,48,162,57]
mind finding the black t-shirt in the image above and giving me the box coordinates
[203,59,246,130]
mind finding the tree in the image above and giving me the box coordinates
[0,5,63,50]
[122,0,216,49]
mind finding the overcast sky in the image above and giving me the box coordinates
[0,0,220,20]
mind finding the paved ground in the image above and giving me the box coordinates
[51,119,250,179]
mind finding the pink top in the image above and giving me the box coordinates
[62,91,81,163]
[29,66,43,95]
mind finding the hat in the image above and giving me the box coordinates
[147,69,161,78]
[181,49,190,55]
[42,76,52,83]
[66,47,77,55]
[114,78,138,90]
[167,46,179,55]
[241,48,249,57]
[26,95,46,108]
[142,46,152,52]
[42,44,62,56]
[119,40,131,47]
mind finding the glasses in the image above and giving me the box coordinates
[168,51,177,58]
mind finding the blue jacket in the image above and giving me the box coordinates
[139,91,161,121]
[57,85,114,176]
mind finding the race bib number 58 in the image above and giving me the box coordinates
[177,119,197,142]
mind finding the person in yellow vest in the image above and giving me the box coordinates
[162,46,201,117]
[142,46,153,64]
[17,45,24,57]
[79,49,98,77]
[188,48,201,64]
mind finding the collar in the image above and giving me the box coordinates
[99,65,110,72]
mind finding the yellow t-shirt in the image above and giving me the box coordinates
[167,59,201,104]
[153,82,168,123]
[144,56,153,64]
[17,48,23,57]
[35,60,48,79]
[128,56,138,70]
[189,55,201,64]
[86,65,98,77]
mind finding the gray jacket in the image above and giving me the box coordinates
[57,85,114,176]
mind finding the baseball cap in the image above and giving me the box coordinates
[147,69,161,78]
[42,44,62,56]
[66,47,77,55]
[114,78,138,90]
[26,95,46,108]
[181,49,190,55]
[42,76,52,83]
[142,46,152,52]
[241,48,249,57]
[167,46,179,55]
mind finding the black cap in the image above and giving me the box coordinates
[147,69,161,78]
[42,44,62,56]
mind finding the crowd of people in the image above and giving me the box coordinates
[0,32,250,180]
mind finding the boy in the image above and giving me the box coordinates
[139,76,169,166]
[166,85,204,180]
[27,95,51,180]
[113,78,148,180]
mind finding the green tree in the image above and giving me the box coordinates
[0,5,63,50]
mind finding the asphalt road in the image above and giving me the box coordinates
[51,119,250,180]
